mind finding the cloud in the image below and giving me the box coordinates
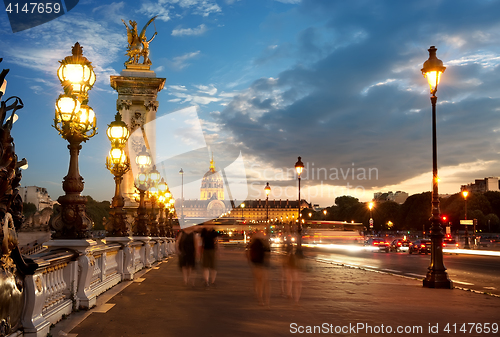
[139,0,221,21]
[92,2,125,23]
[138,2,172,21]
[194,83,217,95]
[275,0,301,3]
[169,50,201,70]
[167,83,238,107]
[212,0,500,198]
[172,24,207,36]
[1,12,125,88]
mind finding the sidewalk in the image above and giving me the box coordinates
[52,246,499,337]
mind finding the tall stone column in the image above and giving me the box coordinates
[110,64,166,211]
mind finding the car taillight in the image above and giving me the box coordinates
[421,244,426,248]
[456,243,459,247]
[397,242,401,246]
[442,243,446,247]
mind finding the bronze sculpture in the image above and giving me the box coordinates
[0,58,30,337]
[122,16,158,66]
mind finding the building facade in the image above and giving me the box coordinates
[373,191,408,204]
[19,186,55,211]
[226,199,311,223]
[179,158,230,221]
[200,155,224,200]
[461,177,500,193]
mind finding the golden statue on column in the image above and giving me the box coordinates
[122,16,158,66]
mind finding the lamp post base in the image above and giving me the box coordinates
[50,194,93,239]
[423,272,453,289]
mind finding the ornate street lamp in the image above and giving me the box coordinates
[265,182,271,236]
[107,112,129,149]
[105,112,131,236]
[146,166,161,236]
[462,190,470,249]
[148,184,159,236]
[50,43,97,239]
[134,146,152,236]
[57,43,96,100]
[179,168,184,223]
[295,156,304,250]
[265,182,271,223]
[368,202,374,234]
[157,178,168,236]
[421,46,451,289]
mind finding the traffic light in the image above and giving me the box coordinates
[442,215,447,221]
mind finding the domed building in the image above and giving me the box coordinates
[200,156,224,200]
[176,156,231,224]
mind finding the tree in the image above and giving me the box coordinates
[373,201,400,231]
[23,202,37,217]
[398,192,431,230]
[85,196,111,230]
[484,213,500,232]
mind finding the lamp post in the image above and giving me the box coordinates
[134,146,152,236]
[105,112,131,236]
[50,42,97,239]
[462,190,470,249]
[295,156,304,250]
[368,202,374,234]
[323,209,327,219]
[179,168,184,224]
[147,165,161,236]
[157,178,168,236]
[241,202,245,220]
[265,182,271,223]
[265,182,271,235]
[421,46,452,289]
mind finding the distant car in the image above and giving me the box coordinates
[365,238,382,245]
[442,239,458,250]
[378,240,390,253]
[390,239,411,252]
[364,238,384,251]
[409,239,431,254]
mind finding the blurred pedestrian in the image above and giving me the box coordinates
[201,227,219,288]
[176,226,198,287]
[247,231,271,306]
[282,245,303,304]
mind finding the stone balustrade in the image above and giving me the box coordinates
[19,236,176,337]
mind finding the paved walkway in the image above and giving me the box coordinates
[52,246,499,337]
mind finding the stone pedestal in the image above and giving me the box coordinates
[110,65,166,211]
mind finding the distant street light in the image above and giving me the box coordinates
[265,182,271,224]
[462,190,470,249]
[421,46,452,289]
[134,146,152,236]
[368,202,374,234]
[179,168,184,223]
[241,202,245,220]
[295,156,304,251]
[105,112,131,236]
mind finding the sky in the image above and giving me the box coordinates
[2,0,500,207]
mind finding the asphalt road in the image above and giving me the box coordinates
[308,247,500,296]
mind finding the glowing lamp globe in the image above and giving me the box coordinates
[421,46,446,95]
[57,42,96,96]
